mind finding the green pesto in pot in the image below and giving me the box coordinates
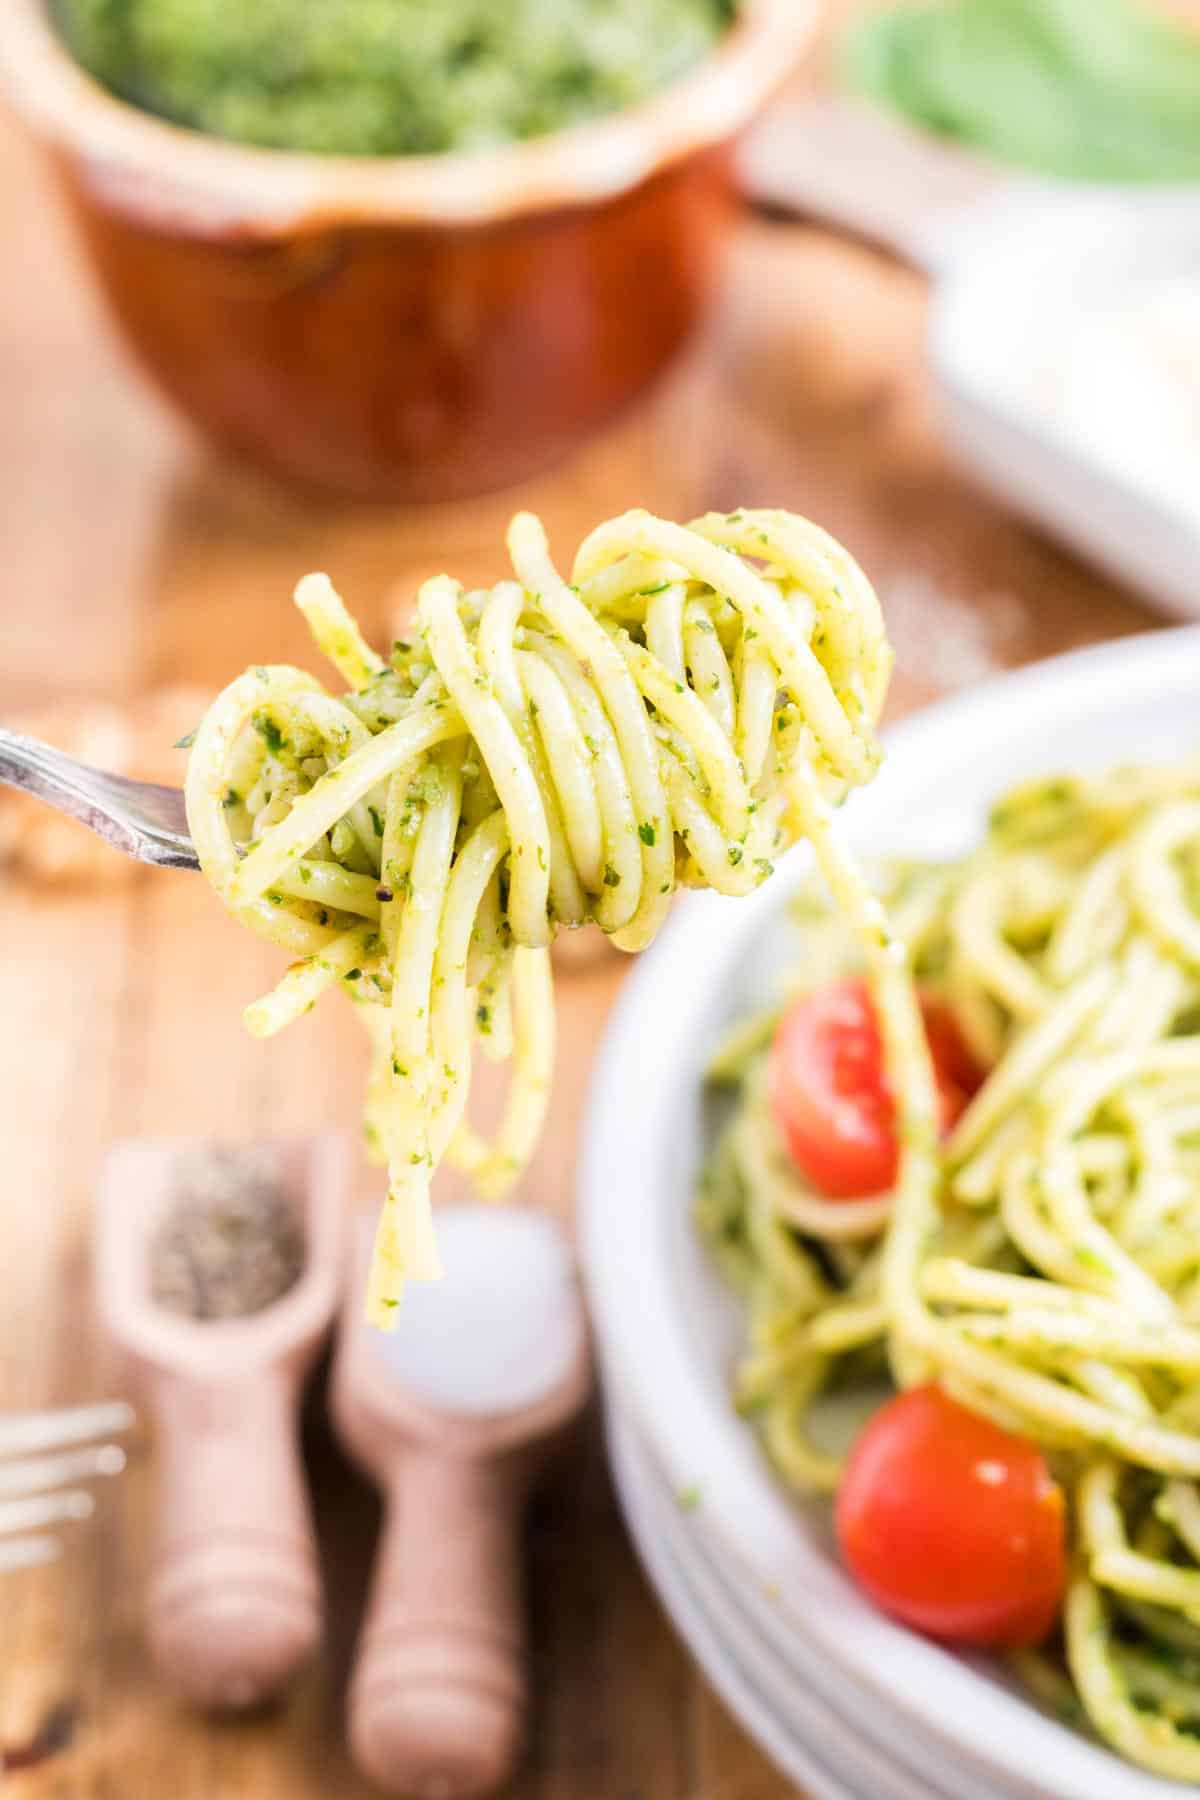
[55,0,738,157]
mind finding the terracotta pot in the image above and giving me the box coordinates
[0,0,818,501]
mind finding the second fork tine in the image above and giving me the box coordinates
[0,1443,127,1498]
[0,1536,60,1573]
[0,1401,134,1459]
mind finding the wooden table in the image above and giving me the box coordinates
[0,58,1156,1798]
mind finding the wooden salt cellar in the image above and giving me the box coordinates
[332,1211,591,1798]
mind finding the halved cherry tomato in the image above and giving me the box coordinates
[836,1385,1066,1649]
[767,978,982,1199]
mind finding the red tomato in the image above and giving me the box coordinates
[767,978,981,1199]
[836,1386,1066,1649]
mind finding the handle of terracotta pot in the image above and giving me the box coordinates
[349,1448,528,1799]
[738,96,994,274]
[147,1366,321,1711]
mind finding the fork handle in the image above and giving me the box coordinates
[147,1366,321,1710]
[0,725,197,867]
[0,727,97,814]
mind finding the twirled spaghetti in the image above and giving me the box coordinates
[699,759,1200,1777]
[186,507,892,1327]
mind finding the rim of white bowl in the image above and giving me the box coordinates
[615,1393,1029,1800]
[608,1406,859,1800]
[609,1404,1004,1800]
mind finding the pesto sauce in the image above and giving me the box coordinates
[57,0,736,157]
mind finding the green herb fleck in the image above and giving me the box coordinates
[1075,1245,1113,1275]
[255,716,285,756]
[638,822,656,847]
[603,864,621,887]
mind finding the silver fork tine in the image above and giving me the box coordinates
[0,1404,133,1577]
[0,727,198,870]
[0,1536,60,1573]
[0,1443,126,1498]
[0,1401,135,1459]
[0,1491,95,1536]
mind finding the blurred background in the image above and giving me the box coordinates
[0,0,1197,1793]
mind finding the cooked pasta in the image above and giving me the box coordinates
[698,758,1200,1777]
[186,506,893,1328]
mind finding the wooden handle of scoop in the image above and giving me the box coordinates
[349,1448,528,1798]
[147,1366,321,1710]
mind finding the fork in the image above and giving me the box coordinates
[0,728,199,870]
[0,1401,135,1572]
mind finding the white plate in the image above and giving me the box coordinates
[741,98,1200,620]
[932,194,1200,621]
[581,627,1200,1800]
[608,1403,1017,1800]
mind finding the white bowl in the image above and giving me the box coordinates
[610,1400,1022,1800]
[608,1404,862,1800]
[581,625,1200,1800]
[609,1403,1027,1800]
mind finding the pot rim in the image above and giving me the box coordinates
[0,0,819,235]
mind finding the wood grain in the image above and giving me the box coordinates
[0,27,1159,1797]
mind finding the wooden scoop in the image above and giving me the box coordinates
[95,1134,346,1710]
[332,1206,591,1798]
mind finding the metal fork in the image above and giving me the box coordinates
[0,728,198,870]
[0,1401,135,1572]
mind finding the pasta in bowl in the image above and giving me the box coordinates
[580,625,1200,1798]
[700,759,1200,1778]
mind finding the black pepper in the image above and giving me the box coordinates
[149,1147,304,1321]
